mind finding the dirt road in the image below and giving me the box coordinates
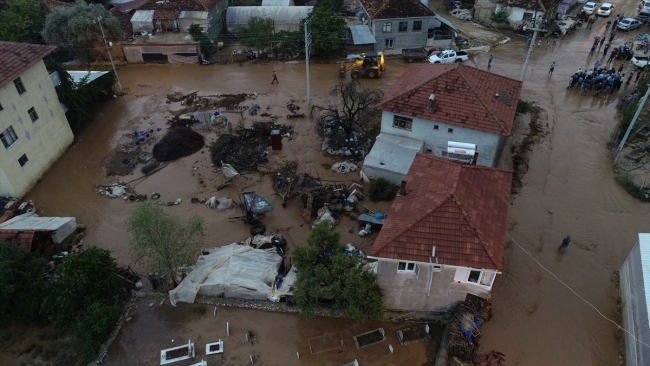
[23,4,650,363]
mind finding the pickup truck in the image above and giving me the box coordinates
[402,48,430,63]
[427,49,469,64]
[631,54,650,67]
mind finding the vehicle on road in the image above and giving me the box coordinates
[557,17,578,33]
[618,18,643,30]
[427,49,468,64]
[402,48,431,63]
[637,10,650,23]
[641,0,650,12]
[598,3,613,16]
[583,2,597,14]
[339,51,385,79]
[631,53,650,67]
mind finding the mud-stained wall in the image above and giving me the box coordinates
[0,59,74,198]
[375,259,491,311]
[379,111,504,167]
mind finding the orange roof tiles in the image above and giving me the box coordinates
[370,154,513,270]
[375,63,523,136]
[0,42,56,89]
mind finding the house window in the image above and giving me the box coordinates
[18,154,28,167]
[413,21,422,31]
[14,78,26,95]
[397,262,417,273]
[466,269,495,286]
[468,270,481,283]
[382,22,392,32]
[28,107,39,122]
[393,115,412,130]
[1,126,18,149]
[432,264,443,271]
[522,12,533,21]
[398,22,407,32]
[426,149,433,154]
[433,125,439,130]
[0,103,3,111]
[448,128,454,133]
[385,38,394,48]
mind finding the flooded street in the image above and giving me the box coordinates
[23,3,650,363]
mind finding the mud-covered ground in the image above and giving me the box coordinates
[12,1,650,364]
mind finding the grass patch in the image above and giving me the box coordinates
[368,178,398,201]
[517,99,530,114]
[192,305,206,314]
[615,173,650,202]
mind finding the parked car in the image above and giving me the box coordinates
[427,49,469,64]
[631,54,650,67]
[637,10,650,23]
[598,3,613,16]
[557,18,578,33]
[641,0,650,12]
[618,18,643,30]
[583,2,597,14]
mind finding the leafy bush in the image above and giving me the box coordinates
[0,242,47,323]
[517,99,530,114]
[368,178,398,201]
[74,302,121,361]
[491,9,510,24]
[615,173,650,202]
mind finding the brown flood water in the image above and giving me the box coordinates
[24,16,650,364]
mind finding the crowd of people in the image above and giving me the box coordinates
[566,62,640,97]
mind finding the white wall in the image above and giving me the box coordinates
[0,59,74,197]
[495,5,527,23]
[379,111,503,167]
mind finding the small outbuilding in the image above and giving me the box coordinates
[262,0,294,5]
[226,6,313,32]
[620,233,650,366]
[131,9,155,33]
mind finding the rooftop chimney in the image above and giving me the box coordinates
[427,94,435,110]
[399,180,406,196]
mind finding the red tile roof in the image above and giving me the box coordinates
[360,0,434,19]
[0,42,56,89]
[137,0,220,17]
[375,63,522,136]
[371,154,513,270]
[0,230,36,251]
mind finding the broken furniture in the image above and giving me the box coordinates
[160,340,195,365]
[229,191,273,235]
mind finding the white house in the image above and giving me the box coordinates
[0,42,74,198]
[368,153,513,312]
[362,63,522,184]
[620,233,650,366]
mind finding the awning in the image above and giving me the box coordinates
[434,15,458,32]
[349,25,376,45]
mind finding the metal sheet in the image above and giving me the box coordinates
[349,25,376,45]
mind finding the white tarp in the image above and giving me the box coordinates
[0,212,77,243]
[269,266,296,302]
[169,244,283,305]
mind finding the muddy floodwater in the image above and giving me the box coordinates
[23,3,650,363]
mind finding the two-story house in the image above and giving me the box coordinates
[358,0,436,52]
[0,42,74,198]
[368,153,513,312]
[362,63,522,184]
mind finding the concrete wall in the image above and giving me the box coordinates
[379,111,504,167]
[0,59,74,198]
[375,259,492,311]
[369,16,434,52]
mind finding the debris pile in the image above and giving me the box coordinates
[316,118,372,158]
[209,122,294,171]
[168,115,201,129]
[167,92,249,115]
[153,127,205,162]
[447,294,492,363]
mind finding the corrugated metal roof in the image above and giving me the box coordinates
[262,0,293,5]
[0,213,77,243]
[435,15,457,32]
[363,133,423,175]
[179,10,208,19]
[132,9,154,22]
[226,6,312,25]
[349,25,376,45]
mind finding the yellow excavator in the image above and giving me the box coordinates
[339,51,385,79]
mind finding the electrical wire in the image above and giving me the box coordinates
[508,232,650,351]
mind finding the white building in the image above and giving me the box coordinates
[226,6,313,32]
[620,233,650,366]
[362,63,522,184]
[0,42,74,198]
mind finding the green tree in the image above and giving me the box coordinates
[292,222,383,322]
[0,242,47,323]
[74,302,121,361]
[238,16,274,53]
[41,1,122,61]
[305,7,345,56]
[490,8,510,24]
[316,0,345,13]
[43,246,121,327]
[0,0,45,42]
[127,204,206,286]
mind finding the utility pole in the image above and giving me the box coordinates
[520,3,545,81]
[614,85,650,163]
[304,14,312,105]
[95,16,123,94]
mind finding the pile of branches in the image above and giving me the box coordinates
[209,122,291,171]
[316,118,373,158]
[152,127,205,162]
[447,294,492,362]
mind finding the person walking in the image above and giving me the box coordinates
[627,70,634,85]
[603,43,610,56]
[594,60,600,70]
[549,61,556,76]
[558,235,571,254]
[587,16,593,29]
[637,68,643,82]
[589,44,596,57]
[619,64,625,73]
[271,70,278,84]
[546,41,551,49]
[609,32,615,43]
[488,54,493,69]
[607,49,617,64]
[553,37,558,47]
